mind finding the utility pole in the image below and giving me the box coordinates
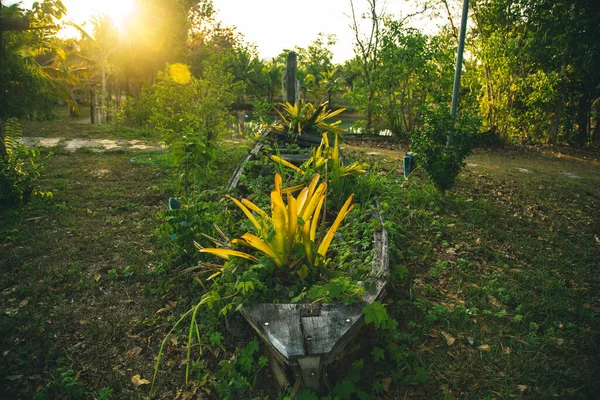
[448,0,470,147]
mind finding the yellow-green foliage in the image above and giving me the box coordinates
[199,174,354,280]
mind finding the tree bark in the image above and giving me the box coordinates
[574,89,590,146]
[548,95,563,145]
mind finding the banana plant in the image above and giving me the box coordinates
[271,132,367,177]
[198,174,354,278]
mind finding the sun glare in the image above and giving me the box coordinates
[92,0,136,32]
[59,0,137,35]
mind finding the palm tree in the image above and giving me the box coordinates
[70,15,122,124]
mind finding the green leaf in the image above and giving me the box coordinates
[209,331,224,346]
[237,281,255,295]
[326,278,347,299]
[294,390,319,400]
[333,378,356,400]
[258,355,269,368]
[362,302,390,329]
[371,346,385,362]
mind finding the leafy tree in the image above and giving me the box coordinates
[467,0,600,145]
[295,33,338,104]
[71,15,122,124]
[348,0,386,132]
[375,23,455,138]
[0,0,67,120]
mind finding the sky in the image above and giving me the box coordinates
[4,0,442,63]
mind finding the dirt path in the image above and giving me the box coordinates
[20,137,163,151]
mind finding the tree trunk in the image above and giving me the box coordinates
[90,90,95,124]
[100,62,107,125]
[548,95,563,145]
[591,97,600,145]
[574,89,590,146]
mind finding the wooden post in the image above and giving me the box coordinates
[283,52,299,105]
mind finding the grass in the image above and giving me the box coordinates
[1,123,599,399]
[343,145,600,399]
[20,105,158,141]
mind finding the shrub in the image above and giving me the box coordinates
[119,63,243,195]
[409,107,479,194]
[0,118,46,207]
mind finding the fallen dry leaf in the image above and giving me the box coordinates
[156,301,178,314]
[4,307,19,316]
[488,295,501,308]
[440,330,456,346]
[478,344,490,351]
[131,374,150,387]
[125,347,143,359]
[517,385,528,392]
[382,377,392,393]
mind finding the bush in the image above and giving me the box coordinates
[476,126,506,148]
[0,118,47,207]
[409,107,479,194]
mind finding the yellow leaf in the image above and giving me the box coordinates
[304,175,321,209]
[296,186,309,212]
[271,155,304,175]
[317,194,354,259]
[297,265,309,281]
[321,132,330,148]
[226,195,262,233]
[199,248,258,263]
[301,182,327,221]
[271,190,288,262]
[332,132,339,163]
[131,374,150,388]
[241,198,270,221]
[274,173,282,194]
[310,193,325,242]
[303,218,313,262]
[240,233,281,266]
[281,184,304,195]
[287,194,298,254]
[477,344,490,351]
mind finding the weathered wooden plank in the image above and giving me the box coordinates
[297,356,322,392]
[362,227,390,303]
[301,305,362,356]
[226,141,263,191]
[240,304,305,360]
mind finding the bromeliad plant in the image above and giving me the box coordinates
[269,99,346,136]
[199,173,354,281]
[271,132,367,178]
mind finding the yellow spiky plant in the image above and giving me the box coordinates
[271,132,367,178]
[198,174,354,280]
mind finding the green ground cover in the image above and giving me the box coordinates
[1,125,598,399]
